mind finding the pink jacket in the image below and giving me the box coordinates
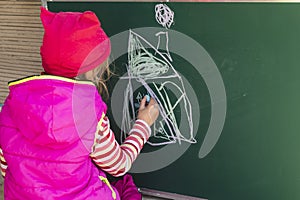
[0,75,119,199]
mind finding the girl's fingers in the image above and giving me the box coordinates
[148,98,157,106]
[139,96,147,110]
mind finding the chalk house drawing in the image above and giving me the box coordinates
[120,4,197,146]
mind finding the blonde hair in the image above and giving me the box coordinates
[76,59,112,99]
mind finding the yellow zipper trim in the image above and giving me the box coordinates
[99,176,117,200]
[8,75,94,87]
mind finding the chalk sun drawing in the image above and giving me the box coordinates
[155,4,174,29]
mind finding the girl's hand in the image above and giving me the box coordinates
[137,96,159,127]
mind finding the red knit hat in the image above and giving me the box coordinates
[40,7,111,78]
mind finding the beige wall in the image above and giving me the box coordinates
[0,0,43,103]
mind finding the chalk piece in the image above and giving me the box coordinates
[146,94,150,103]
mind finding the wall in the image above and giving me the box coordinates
[0,0,43,103]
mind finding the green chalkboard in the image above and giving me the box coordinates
[48,2,300,200]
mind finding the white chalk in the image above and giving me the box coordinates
[146,94,150,103]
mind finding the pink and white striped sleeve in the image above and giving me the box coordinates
[0,148,7,177]
[90,116,151,177]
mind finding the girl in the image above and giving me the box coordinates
[0,7,159,200]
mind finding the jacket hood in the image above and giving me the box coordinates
[4,75,106,149]
[40,7,111,78]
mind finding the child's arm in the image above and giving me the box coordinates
[90,116,150,177]
[90,96,159,177]
[0,148,7,177]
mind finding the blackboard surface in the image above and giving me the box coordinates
[49,2,300,200]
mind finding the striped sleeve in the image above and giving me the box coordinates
[90,117,151,177]
[0,148,7,177]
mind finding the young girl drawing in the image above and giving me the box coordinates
[0,7,159,200]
